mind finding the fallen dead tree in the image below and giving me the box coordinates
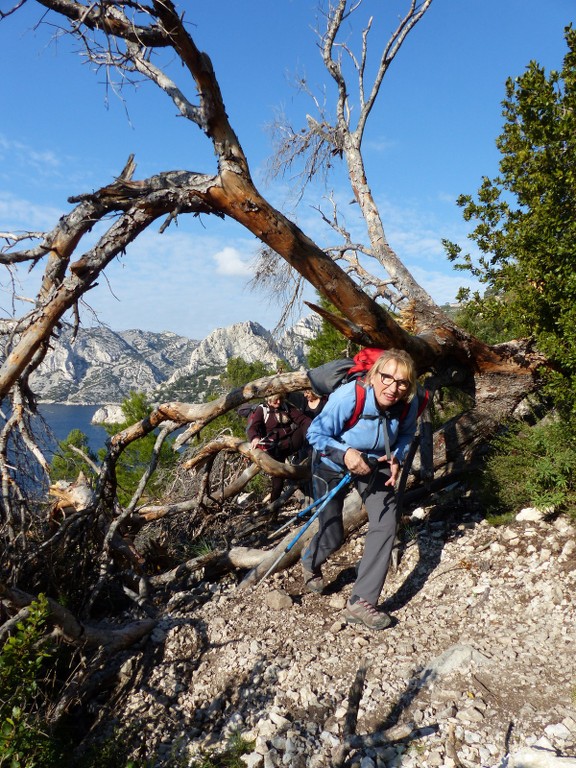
[0,581,156,651]
[0,1,550,644]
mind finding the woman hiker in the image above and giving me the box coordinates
[300,388,327,420]
[301,349,419,630]
[247,394,312,503]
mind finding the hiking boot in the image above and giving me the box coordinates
[301,563,325,594]
[344,596,392,630]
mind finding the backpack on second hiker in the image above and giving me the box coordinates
[306,347,430,430]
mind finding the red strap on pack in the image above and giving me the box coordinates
[400,388,430,420]
[343,380,367,430]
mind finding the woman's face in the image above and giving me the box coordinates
[267,396,282,409]
[372,359,410,410]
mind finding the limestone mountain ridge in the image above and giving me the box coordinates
[31,316,321,405]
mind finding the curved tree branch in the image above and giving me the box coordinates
[181,435,309,482]
[0,581,156,650]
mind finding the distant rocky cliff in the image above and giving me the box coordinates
[31,316,321,405]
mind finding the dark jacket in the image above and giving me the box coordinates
[302,395,327,421]
[247,402,311,453]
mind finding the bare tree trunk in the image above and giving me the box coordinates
[0,582,156,650]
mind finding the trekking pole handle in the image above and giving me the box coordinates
[360,453,380,470]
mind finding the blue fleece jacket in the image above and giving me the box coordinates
[306,380,418,473]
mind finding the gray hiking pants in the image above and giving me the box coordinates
[301,463,397,606]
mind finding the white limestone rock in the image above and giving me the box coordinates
[92,404,124,425]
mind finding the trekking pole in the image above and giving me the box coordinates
[257,472,352,585]
[273,453,378,538]
[272,487,338,537]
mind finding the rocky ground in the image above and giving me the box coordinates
[114,490,576,768]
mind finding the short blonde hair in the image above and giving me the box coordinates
[365,349,417,401]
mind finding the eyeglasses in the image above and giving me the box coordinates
[379,373,410,392]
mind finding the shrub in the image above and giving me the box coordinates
[50,429,99,484]
[0,595,61,768]
[480,417,576,522]
[189,729,255,768]
[98,392,178,506]
[75,727,147,768]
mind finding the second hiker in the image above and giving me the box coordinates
[247,394,312,503]
[301,348,418,630]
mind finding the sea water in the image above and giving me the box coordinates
[37,403,109,455]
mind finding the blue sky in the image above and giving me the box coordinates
[0,0,574,340]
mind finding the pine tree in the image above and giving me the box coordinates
[445,26,576,411]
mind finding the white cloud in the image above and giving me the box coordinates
[0,134,61,171]
[213,246,253,276]
[0,192,63,230]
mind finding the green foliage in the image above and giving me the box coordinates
[197,358,275,443]
[188,537,216,557]
[399,522,419,542]
[222,358,273,389]
[480,417,576,521]
[306,294,359,368]
[450,288,525,346]
[444,26,576,410]
[485,510,516,527]
[1,599,148,768]
[50,393,178,506]
[190,730,256,768]
[0,595,61,768]
[50,429,98,483]
[158,365,224,402]
[98,392,178,505]
[245,472,268,497]
[75,728,148,768]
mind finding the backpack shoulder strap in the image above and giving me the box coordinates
[248,403,268,426]
[345,381,430,429]
[417,388,430,418]
[400,387,430,421]
[343,380,367,430]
